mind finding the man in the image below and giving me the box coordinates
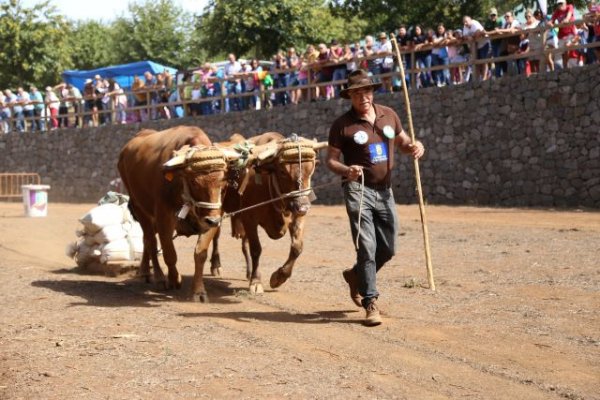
[497,11,521,76]
[4,89,22,132]
[29,86,45,132]
[396,25,412,87]
[550,0,577,68]
[376,32,394,93]
[484,8,504,78]
[326,69,425,327]
[17,87,34,132]
[462,15,490,80]
[224,53,242,111]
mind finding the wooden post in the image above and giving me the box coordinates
[470,41,479,82]
[390,33,436,291]
[220,77,226,113]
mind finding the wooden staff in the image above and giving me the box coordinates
[390,33,435,291]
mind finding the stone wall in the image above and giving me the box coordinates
[1,64,598,207]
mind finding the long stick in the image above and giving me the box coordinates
[390,33,435,291]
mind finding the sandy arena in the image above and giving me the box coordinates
[0,201,598,399]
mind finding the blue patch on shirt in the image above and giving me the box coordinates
[369,142,388,164]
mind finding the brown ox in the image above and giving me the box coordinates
[214,132,326,294]
[118,126,239,302]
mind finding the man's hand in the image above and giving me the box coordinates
[345,165,363,181]
[408,141,425,159]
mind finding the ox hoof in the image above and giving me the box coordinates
[211,267,222,277]
[249,281,264,295]
[167,274,182,290]
[140,274,152,284]
[155,279,169,291]
[269,269,290,289]
[191,292,210,303]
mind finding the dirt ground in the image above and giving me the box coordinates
[0,201,598,400]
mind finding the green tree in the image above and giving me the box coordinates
[111,0,196,69]
[198,0,364,60]
[328,0,588,33]
[67,20,117,70]
[0,0,72,88]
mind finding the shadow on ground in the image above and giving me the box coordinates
[32,271,242,308]
[179,309,361,325]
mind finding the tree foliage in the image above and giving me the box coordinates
[0,0,71,88]
[328,0,589,33]
[111,0,196,69]
[67,20,117,71]
[199,0,366,60]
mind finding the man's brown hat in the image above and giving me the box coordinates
[340,69,382,99]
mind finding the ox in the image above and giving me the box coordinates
[118,126,240,302]
[213,132,327,294]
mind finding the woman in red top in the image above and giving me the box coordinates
[550,0,577,67]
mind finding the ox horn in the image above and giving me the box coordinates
[163,154,187,169]
[257,144,279,161]
[221,148,242,161]
[298,137,328,151]
[312,141,328,150]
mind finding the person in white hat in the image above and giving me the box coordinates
[326,69,425,327]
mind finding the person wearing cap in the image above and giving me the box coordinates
[550,0,577,68]
[376,32,394,92]
[484,7,504,78]
[326,69,425,326]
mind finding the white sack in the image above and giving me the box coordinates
[79,204,127,234]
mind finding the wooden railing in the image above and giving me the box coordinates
[0,15,598,132]
[0,173,41,199]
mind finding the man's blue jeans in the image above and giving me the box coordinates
[343,181,398,307]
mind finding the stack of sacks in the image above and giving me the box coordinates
[66,196,144,271]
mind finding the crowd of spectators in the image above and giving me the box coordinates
[1,1,599,133]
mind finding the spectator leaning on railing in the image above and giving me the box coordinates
[44,86,59,130]
[550,0,577,68]
[462,15,490,81]
[2,8,598,131]
[0,91,10,134]
[29,86,45,132]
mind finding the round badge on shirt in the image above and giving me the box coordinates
[383,125,395,139]
[353,130,368,145]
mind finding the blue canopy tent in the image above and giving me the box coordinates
[62,60,178,91]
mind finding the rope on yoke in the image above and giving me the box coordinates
[220,187,314,221]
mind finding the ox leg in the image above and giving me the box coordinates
[242,237,252,281]
[270,216,305,289]
[210,227,222,277]
[246,225,264,294]
[157,225,181,290]
[191,227,218,303]
[137,217,160,284]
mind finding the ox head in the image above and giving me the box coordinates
[164,145,241,230]
[255,134,327,216]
